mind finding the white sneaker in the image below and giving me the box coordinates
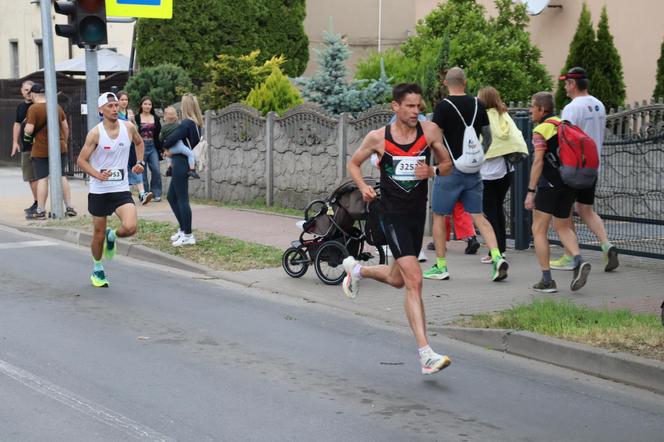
[420,350,451,375]
[341,256,360,299]
[170,229,184,241]
[418,250,427,262]
[382,245,393,257]
[172,234,196,247]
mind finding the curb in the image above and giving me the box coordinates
[435,326,664,395]
[15,226,211,275]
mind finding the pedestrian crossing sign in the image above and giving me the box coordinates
[106,0,173,19]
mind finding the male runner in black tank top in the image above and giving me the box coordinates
[342,83,454,375]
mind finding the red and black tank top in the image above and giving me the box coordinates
[379,122,430,214]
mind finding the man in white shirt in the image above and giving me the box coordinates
[550,67,619,272]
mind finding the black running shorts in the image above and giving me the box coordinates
[535,186,576,219]
[575,181,596,205]
[88,191,134,217]
[380,211,426,259]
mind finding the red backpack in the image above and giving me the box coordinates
[545,118,599,189]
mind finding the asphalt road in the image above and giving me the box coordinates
[1,226,663,442]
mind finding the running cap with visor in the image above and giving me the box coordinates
[559,67,587,81]
[29,83,45,94]
[98,92,119,108]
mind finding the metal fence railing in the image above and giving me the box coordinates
[507,113,664,260]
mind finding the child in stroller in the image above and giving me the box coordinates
[282,177,387,285]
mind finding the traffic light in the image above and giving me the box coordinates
[54,1,78,46]
[54,0,108,48]
[76,0,108,47]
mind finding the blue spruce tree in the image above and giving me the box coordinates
[299,32,390,115]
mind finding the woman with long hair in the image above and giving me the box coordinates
[135,96,162,201]
[477,86,527,263]
[117,91,152,205]
[162,93,204,246]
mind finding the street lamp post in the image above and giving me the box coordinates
[378,0,383,52]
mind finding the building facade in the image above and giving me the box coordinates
[0,0,133,80]
[304,0,664,104]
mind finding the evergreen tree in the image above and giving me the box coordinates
[245,65,303,115]
[592,7,625,110]
[254,0,309,77]
[198,51,284,111]
[124,64,193,110]
[137,0,309,82]
[654,38,664,100]
[298,32,390,115]
[556,3,596,110]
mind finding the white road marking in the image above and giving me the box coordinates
[0,240,57,250]
[0,359,175,441]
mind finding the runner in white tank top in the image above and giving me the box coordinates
[76,92,145,288]
[89,119,131,194]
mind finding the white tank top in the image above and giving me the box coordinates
[89,121,132,194]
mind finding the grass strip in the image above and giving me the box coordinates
[455,298,664,362]
[42,216,283,272]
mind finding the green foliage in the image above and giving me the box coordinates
[198,51,285,111]
[356,0,551,107]
[253,0,309,77]
[298,32,391,115]
[124,63,193,110]
[136,0,308,82]
[592,7,625,111]
[244,65,303,115]
[555,4,596,110]
[355,48,418,87]
[654,38,664,100]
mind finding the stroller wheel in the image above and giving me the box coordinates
[314,241,348,285]
[282,247,309,278]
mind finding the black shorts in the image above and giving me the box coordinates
[32,154,67,181]
[535,186,576,219]
[88,191,135,217]
[380,211,425,259]
[575,181,596,205]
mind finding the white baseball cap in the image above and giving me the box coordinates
[98,92,118,108]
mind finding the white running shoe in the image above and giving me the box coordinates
[420,350,452,375]
[382,245,393,257]
[418,250,427,262]
[172,234,196,247]
[341,256,360,299]
[170,229,184,241]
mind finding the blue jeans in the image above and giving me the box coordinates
[432,168,483,215]
[166,140,195,169]
[128,170,143,186]
[142,140,162,198]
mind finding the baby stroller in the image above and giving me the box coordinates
[282,177,387,285]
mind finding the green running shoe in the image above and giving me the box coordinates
[492,258,509,282]
[90,270,109,288]
[423,265,450,280]
[550,254,574,271]
[103,228,116,261]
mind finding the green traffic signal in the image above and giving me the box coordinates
[79,16,107,45]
